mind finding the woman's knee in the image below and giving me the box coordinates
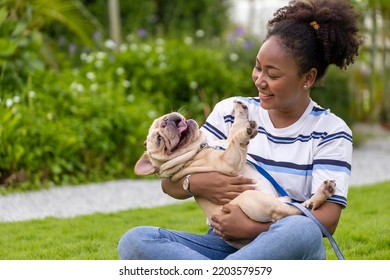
[277,215,325,258]
[278,215,322,238]
[118,226,157,260]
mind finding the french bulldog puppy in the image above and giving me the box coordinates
[135,100,335,248]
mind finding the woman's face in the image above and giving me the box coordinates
[252,36,312,120]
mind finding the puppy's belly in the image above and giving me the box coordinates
[195,163,298,223]
[241,163,279,197]
[195,197,223,220]
[230,190,300,222]
[194,163,279,219]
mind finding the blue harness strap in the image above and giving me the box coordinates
[215,146,287,197]
[246,159,289,197]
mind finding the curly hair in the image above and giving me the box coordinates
[266,0,364,80]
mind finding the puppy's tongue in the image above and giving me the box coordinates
[178,119,188,135]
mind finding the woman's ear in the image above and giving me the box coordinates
[303,68,317,90]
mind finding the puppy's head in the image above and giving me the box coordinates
[134,112,202,176]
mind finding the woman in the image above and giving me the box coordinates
[118,0,363,259]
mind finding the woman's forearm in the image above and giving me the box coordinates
[162,172,256,204]
[161,177,191,199]
[312,201,342,234]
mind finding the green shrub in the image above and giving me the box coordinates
[85,0,230,39]
[0,0,102,94]
[0,34,258,191]
[311,66,354,125]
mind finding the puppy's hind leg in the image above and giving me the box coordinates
[302,179,336,210]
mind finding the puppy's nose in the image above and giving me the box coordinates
[162,114,183,128]
[167,115,183,126]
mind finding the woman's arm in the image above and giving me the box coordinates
[210,204,273,241]
[161,177,190,199]
[161,172,256,204]
[210,200,342,242]
[312,201,342,234]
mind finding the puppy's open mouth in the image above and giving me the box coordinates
[160,114,197,154]
[177,119,188,136]
[172,119,191,152]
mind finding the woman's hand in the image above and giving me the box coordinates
[161,172,256,204]
[210,204,272,241]
[188,172,256,204]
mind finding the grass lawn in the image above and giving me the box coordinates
[0,182,389,260]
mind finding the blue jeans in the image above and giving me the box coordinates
[118,215,326,260]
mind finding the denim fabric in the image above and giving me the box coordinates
[118,215,326,260]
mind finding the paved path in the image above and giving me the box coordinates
[1,133,389,222]
[0,179,174,222]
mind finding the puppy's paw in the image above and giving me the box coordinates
[305,201,314,210]
[233,100,248,120]
[302,179,336,211]
[246,120,258,139]
[321,179,336,198]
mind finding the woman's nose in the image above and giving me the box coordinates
[254,76,267,90]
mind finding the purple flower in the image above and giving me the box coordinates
[245,40,253,49]
[138,28,147,38]
[227,33,235,42]
[235,27,246,37]
[93,31,101,42]
[69,43,77,54]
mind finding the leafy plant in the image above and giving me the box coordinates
[0,0,102,93]
[85,0,230,39]
[311,66,354,125]
[0,33,258,191]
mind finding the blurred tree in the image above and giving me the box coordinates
[83,0,230,39]
[108,0,121,46]
[352,0,390,123]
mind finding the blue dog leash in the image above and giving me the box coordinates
[287,202,345,260]
[247,158,345,260]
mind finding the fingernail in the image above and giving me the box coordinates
[251,179,257,184]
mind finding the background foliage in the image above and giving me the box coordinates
[85,0,229,39]
[0,15,258,191]
[0,0,388,191]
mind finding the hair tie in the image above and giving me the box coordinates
[310,21,320,30]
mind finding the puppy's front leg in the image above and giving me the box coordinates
[220,101,258,173]
[228,100,250,139]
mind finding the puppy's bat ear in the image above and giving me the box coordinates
[134,152,157,176]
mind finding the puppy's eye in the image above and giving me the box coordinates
[157,135,162,143]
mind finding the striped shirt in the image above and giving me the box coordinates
[201,96,352,208]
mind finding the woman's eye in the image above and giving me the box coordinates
[268,73,280,79]
[254,65,261,71]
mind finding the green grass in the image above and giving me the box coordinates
[0,182,389,260]
[326,181,390,260]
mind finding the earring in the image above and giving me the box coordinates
[303,85,308,89]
